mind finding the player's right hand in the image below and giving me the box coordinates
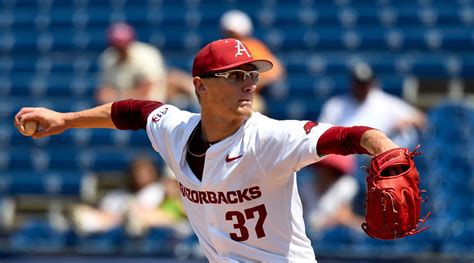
[14,107,67,139]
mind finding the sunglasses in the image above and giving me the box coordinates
[202,69,260,85]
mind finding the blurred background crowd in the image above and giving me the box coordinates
[0,0,473,262]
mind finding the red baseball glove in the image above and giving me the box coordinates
[362,145,431,240]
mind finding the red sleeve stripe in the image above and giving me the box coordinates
[111,99,163,130]
[317,126,374,155]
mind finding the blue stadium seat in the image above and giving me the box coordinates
[265,97,325,121]
[5,147,78,171]
[311,226,354,254]
[9,220,68,252]
[7,74,96,98]
[460,57,474,77]
[411,58,449,77]
[442,220,474,256]
[6,128,150,148]
[139,227,181,256]
[445,199,474,220]
[173,233,205,259]
[350,229,436,256]
[74,226,126,254]
[429,101,471,120]
[0,171,86,196]
[323,226,354,244]
[284,52,401,76]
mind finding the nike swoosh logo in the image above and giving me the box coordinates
[226,154,243,162]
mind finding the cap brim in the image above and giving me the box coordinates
[209,59,273,74]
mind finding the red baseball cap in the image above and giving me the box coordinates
[315,155,356,175]
[107,22,135,49]
[192,38,273,77]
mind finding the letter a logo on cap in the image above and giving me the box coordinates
[234,40,251,58]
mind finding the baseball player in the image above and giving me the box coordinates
[15,39,403,262]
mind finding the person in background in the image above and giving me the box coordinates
[128,175,189,236]
[71,155,165,235]
[318,61,427,148]
[95,22,167,104]
[300,155,364,233]
[220,10,286,113]
[165,67,200,112]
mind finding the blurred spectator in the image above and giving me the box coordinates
[319,61,427,148]
[220,10,286,113]
[95,22,167,103]
[128,176,189,236]
[301,155,363,233]
[71,155,165,235]
[96,22,198,110]
[166,67,200,111]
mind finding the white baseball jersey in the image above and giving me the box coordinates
[146,104,332,262]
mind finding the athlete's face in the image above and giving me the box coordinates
[197,64,259,119]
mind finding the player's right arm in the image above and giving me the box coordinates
[14,100,162,139]
[14,103,115,139]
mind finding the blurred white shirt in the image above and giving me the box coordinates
[100,182,165,215]
[319,88,420,147]
[98,41,167,101]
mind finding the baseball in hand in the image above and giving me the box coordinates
[20,121,38,136]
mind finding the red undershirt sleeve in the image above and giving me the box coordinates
[111,99,163,130]
[317,126,375,155]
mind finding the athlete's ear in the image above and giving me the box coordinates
[193,77,208,97]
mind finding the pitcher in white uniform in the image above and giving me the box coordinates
[15,38,404,262]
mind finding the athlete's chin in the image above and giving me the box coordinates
[238,99,253,107]
[236,104,253,118]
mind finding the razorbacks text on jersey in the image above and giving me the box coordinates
[146,105,332,262]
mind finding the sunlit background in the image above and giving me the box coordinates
[0,0,473,262]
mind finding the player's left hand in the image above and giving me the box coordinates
[362,145,431,240]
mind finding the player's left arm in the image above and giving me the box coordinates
[317,126,399,157]
[359,129,400,155]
